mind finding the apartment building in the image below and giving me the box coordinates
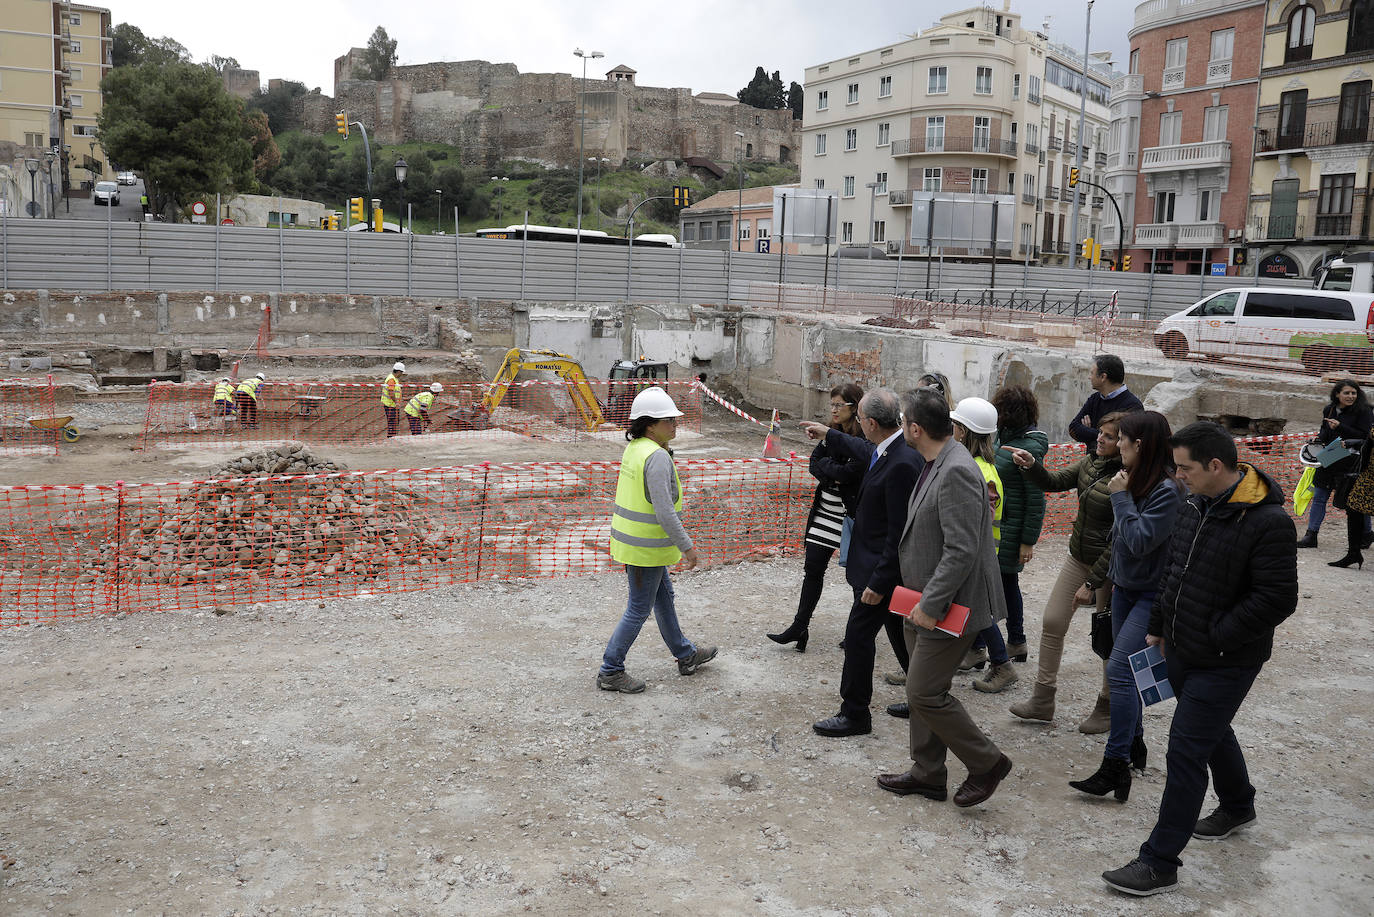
[679,185,802,254]
[0,0,112,204]
[1246,1,1374,278]
[1105,0,1264,276]
[799,2,1113,263]
[1039,40,1114,265]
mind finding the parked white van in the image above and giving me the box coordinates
[1153,287,1374,374]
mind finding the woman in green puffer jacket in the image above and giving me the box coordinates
[1003,411,1128,731]
[993,385,1050,661]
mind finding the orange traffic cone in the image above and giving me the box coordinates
[762,409,782,458]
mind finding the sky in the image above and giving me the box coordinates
[111,0,1132,97]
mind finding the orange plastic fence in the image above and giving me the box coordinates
[141,378,704,449]
[0,377,58,455]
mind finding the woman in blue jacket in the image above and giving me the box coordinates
[1070,411,1183,802]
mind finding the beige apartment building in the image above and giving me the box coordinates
[1247,0,1374,279]
[800,2,1112,264]
[0,0,111,210]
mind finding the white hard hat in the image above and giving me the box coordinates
[393,361,406,372]
[220,377,230,382]
[429,382,443,393]
[255,372,265,380]
[950,397,998,435]
[629,386,683,420]
[1298,442,1323,467]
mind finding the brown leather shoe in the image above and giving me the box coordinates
[953,754,1013,808]
[876,771,947,801]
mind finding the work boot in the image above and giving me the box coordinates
[677,645,719,675]
[958,646,988,671]
[1007,641,1029,663]
[1078,694,1111,734]
[973,661,1019,693]
[1009,682,1055,722]
[1296,530,1318,549]
[596,670,646,694]
[883,670,907,686]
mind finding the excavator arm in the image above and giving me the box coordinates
[481,348,607,431]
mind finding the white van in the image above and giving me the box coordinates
[1153,287,1374,374]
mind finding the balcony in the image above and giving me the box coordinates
[1022,192,1038,205]
[1044,184,1060,201]
[1162,66,1186,90]
[1249,215,1304,241]
[1134,223,1179,247]
[890,136,1017,157]
[1024,142,1040,156]
[1313,213,1358,239]
[1110,73,1144,100]
[1176,222,1226,247]
[1095,151,1108,168]
[1027,90,1041,105]
[1140,139,1231,172]
[1048,136,1062,151]
[888,189,912,206]
[1135,0,1244,33]
[1257,118,1374,152]
[1092,196,1105,209]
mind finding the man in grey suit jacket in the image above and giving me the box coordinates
[876,387,1014,808]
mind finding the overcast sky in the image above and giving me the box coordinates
[113,1,1131,96]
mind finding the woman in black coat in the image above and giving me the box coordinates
[1300,379,1372,550]
[768,382,866,651]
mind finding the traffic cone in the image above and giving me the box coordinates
[762,409,782,458]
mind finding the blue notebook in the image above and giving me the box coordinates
[1128,644,1175,707]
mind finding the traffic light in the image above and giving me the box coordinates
[349,197,365,223]
[1122,254,1132,272]
[672,185,691,206]
[1091,241,1102,267]
[335,112,348,137]
[319,216,329,230]
[1069,167,1080,188]
[1081,237,1095,259]
[371,200,382,233]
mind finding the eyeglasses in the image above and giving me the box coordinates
[829,401,854,411]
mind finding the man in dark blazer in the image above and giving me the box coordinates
[800,388,922,737]
[875,387,1012,806]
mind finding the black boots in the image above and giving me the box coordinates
[767,621,809,652]
[1131,735,1148,770]
[1070,755,1132,803]
[1328,553,1364,570]
[1296,530,1318,549]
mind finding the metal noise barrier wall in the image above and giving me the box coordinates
[0,457,806,626]
[0,378,58,455]
[141,379,704,449]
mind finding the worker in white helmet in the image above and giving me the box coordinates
[403,382,443,435]
[212,377,235,417]
[382,361,406,437]
[234,372,266,429]
[597,386,717,694]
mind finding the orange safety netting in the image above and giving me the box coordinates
[141,378,704,449]
[0,376,58,455]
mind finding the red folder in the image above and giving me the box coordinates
[888,585,972,637]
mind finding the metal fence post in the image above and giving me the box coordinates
[519,210,529,300]
[1,181,7,289]
[345,225,351,295]
[677,240,684,304]
[113,479,125,615]
[454,205,462,298]
[107,189,113,291]
[278,195,285,293]
[214,193,221,292]
[406,227,413,297]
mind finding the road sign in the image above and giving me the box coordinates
[191,202,207,215]
[1210,262,1226,276]
[756,238,770,254]
[220,218,235,225]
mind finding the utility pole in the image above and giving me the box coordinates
[1070,0,1093,268]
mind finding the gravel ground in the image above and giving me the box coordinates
[2,540,1371,916]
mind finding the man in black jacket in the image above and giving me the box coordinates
[801,388,922,737]
[1102,422,1298,896]
[1069,354,1144,454]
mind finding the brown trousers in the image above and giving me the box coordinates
[1035,553,1110,695]
[904,625,1002,785]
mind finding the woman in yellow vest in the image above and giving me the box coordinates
[598,386,717,693]
[213,378,235,416]
[404,382,442,435]
[234,373,265,428]
[950,397,1019,695]
[382,361,406,437]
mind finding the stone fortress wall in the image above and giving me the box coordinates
[299,50,800,172]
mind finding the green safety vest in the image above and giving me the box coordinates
[236,378,262,400]
[974,455,1003,545]
[609,436,684,566]
[404,391,434,417]
[213,381,234,402]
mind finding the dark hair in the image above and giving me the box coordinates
[626,415,655,442]
[1169,421,1238,471]
[1118,411,1176,501]
[830,382,865,435]
[861,388,901,429]
[1329,379,1369,411]
[900,387,953,439]
[917,372,954,409]
[991,384,1039,432]
[1098,410,1131,433]
[1094,354,1126,385]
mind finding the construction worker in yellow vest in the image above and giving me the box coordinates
[234,372,265,429]
[382,361,406,437]
[404,382,442,435]
[213,378,235,416]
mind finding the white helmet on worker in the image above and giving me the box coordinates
[393,361,406,373]
[255,372,265,380]
[629,386,684,420]
[429,382,443,393]
[950,397,998,435]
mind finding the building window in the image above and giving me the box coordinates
[814,179,825,189]
[700,221,714,241]
[1338,81,1372,144]
[68,11,82,25]
[69,94,83,108]
[1154,191,1176,223]
[971,168,989,194]
[847,82,859,104]
[879,75,892,97]
[1129,49,1140,75]
[975,66,993,95]
[25,131,45,146]
[973,116,991,152]
[1159,111,1182,146]
[928,66,948,94]
[817,90,829,110]
[1318,174,1356,234]
[1285,4,1316,62]
[875,171,888,193]
[746,142,753,158]
[1027,75,1041,103]
[1022,172,1034,196]
[841,221,854,243]
[1279,89,1308,148]
[1210,28,1234,62]
[844,129,857,150]
[925,116,945,152]
[1198,189,1215,222]
[843,175,856,197]
[717,220,732,240]
[1012,73,1021,99]
[757,221,770,239]
[877,122,890,146]
[72,124,97,136]
[1349,1,1374,55]
[70,67,83,82]
[923,167,942,191]
[873,220,886,243]
[682,223,696,242]
[738,223,751,242]
[1203,105,1228,141]
[816,133,827,155]
[69,39,81,53]
[1164,38,1187,81]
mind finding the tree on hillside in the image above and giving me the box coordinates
[110,23,190,68]
[357,27,399,80]
[206,54,241,75]
[787,81,804,120]
[250,80,308,135]
[241,108,280,179]
[98,62,253,218]
[736,67,786,109]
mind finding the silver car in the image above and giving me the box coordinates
[116,171,137,185]
[93,181,120,206]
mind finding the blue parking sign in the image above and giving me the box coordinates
[756,238,770,254]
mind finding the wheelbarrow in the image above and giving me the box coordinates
[27,415,82,443]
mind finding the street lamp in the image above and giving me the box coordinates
[434,188,443,233]
[574,47,604,299]
[865,181,881,258]
[491,176,509,223]
[734,131,745,252]
[24,159,40,218]
[394,156,408,233]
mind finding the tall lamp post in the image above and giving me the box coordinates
[734,131,745,251]
[573,47,604,300]
[434,188,443,233]
[1070,0,1094,268]
[24,159,40,218]
[394,157,408,233]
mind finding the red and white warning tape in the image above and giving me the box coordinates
[691,379,770,428]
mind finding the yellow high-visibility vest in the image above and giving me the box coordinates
[236,378,263,401]
[381,373,401,408]
[403,391,434,418]
[609,436,684,566]
[974,455,1003,545]
[213,381,234,403]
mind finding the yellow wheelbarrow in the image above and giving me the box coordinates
[27,415,82,443]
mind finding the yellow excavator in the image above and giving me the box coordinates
[481,349,607,431]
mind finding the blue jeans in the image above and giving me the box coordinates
[1308,485,1373,534]
[1104,587,1154,761]
[1001,571,1027,646]
[600,565,695,674]
[974,623,1010,665]
[1138,655,1261,872]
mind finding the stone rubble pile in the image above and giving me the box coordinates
[208,441,346,478]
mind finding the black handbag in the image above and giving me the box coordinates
[1090,607,1114,660]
